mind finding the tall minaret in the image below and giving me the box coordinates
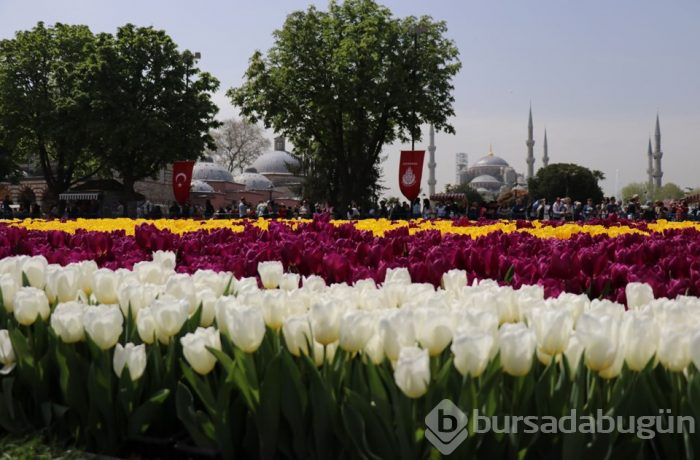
[526,105,535,178]
[646,138,654,191]
[427,125,436,197]
[542,129,549,168]
[653,114,663,188]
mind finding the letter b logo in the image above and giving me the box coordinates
[425,400,468,455]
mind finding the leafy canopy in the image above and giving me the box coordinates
[228,0,461,207]
[527,163,605,204]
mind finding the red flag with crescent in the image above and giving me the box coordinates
[398,150,425,203]
[172,161,195,205]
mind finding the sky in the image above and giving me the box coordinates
[2,0,699,198]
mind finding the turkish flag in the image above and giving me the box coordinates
[172,161,195,205]
[398,150,425,203]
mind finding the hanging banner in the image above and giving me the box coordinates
[172,161,195,205]
[398,150,425,203]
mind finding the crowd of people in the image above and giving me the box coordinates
[2,193,698,222]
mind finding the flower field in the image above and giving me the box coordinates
[1,217,700,458]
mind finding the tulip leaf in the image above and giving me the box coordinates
[258,353,282,459]
[341,400,384,460]
[127,388,171,437]
[279,352,309,459]
[175,382,217,449]
[344,390,396,459]
[301,354,339,459]
[179,359,217,415]
[209,346,259,411]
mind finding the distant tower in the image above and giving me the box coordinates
[455,152,468,185]
[646,137,654,191]
[652,114,663,188]
[526,105,535,179]
[428,125,437,196]
[542,129,549,168]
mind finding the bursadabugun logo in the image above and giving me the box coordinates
[425,399,695,454]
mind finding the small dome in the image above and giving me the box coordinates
[470,174,502,184]
[250,150,300,175]
[192,161,234,182]
[234,172,274,191]
[190,180,215,194]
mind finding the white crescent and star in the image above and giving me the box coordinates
[175,172,187,188]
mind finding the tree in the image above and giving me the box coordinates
[0,22,103,201]
[621,182,685,202]
[208,119,270,173]
[444,183,486,205]
[228,0,461,208]
[528,163,604,204]
[88,25,220,214]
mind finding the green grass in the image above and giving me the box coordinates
[0,434,86,460]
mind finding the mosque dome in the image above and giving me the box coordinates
[474,154,510,167]
[190,180,215,194]
[234,171,274,191]
[250,150,301,175]
[470,175,501,185]
[192,159,234,182]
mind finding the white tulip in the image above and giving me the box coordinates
[576,313,620,371]
[363,332,385,364]
[339,311,375,352]
[165,274,197,315]
[47,265,81,304]
[226,304,266,353]
[499,323,537,376]
[625,282,655,309]
[195,288,217,327]
[598,340,626,379]
[258,261,284,289]
[132,261,168,285]
[118,283,159,317]
[564,334,584,377]
[451,331,494,377]
[442,269,467,292]
[181,327,221,375]
[493,287,520,324]
[302,275,326,292]
[380,310,416,362]
[657,329,691,372]
[310,299,343,346]
[548,292,590,322]
[353,279,376,291]
[0,273,18,312]
[394,346,430,398]
[193,270,233,296]
[530,308,573,355]
[113,343,147,381]
[384,267,411,285]
[152,250,176,271]
[0,329,15,374]
[0,257,21,285]
[21,256,48,288]
[50,301,86,343]
[91,268,119,305]
[414,308,454,356]
[588,299,625,321]
[150,296,189,344]
[83,304,124,350]
[13,287,50,325]
[136,307,158,344]
[235,277,259,296]
[282,314,313,356]
[621,311,659,371]
[313,341,337,367]
[260,291,287,330]
[76,260,98,294]
[279,273,300,291]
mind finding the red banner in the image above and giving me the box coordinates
[172,161,195,205]
[398,150,425,203]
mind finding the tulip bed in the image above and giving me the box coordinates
[0,218,700,458]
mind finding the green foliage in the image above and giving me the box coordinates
[229,0,461,208]
[528,163,605,203]
[0,22,103,198]
[622,182,685,202]
[445,182,487,204]
[87,25,220,210]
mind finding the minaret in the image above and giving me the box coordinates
[542,129,549,168]
[652,114,663,188]
[526,105,535,178]
[427,125,436,197]
[646,138,654,191]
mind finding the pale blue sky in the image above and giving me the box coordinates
[2,0,699,197]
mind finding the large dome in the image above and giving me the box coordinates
[470,174,501,184]
[234,172,274,191]
[190,180,215,194]
[474,154,510,167]
[192,161,234,182]
[250,150,300,175]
